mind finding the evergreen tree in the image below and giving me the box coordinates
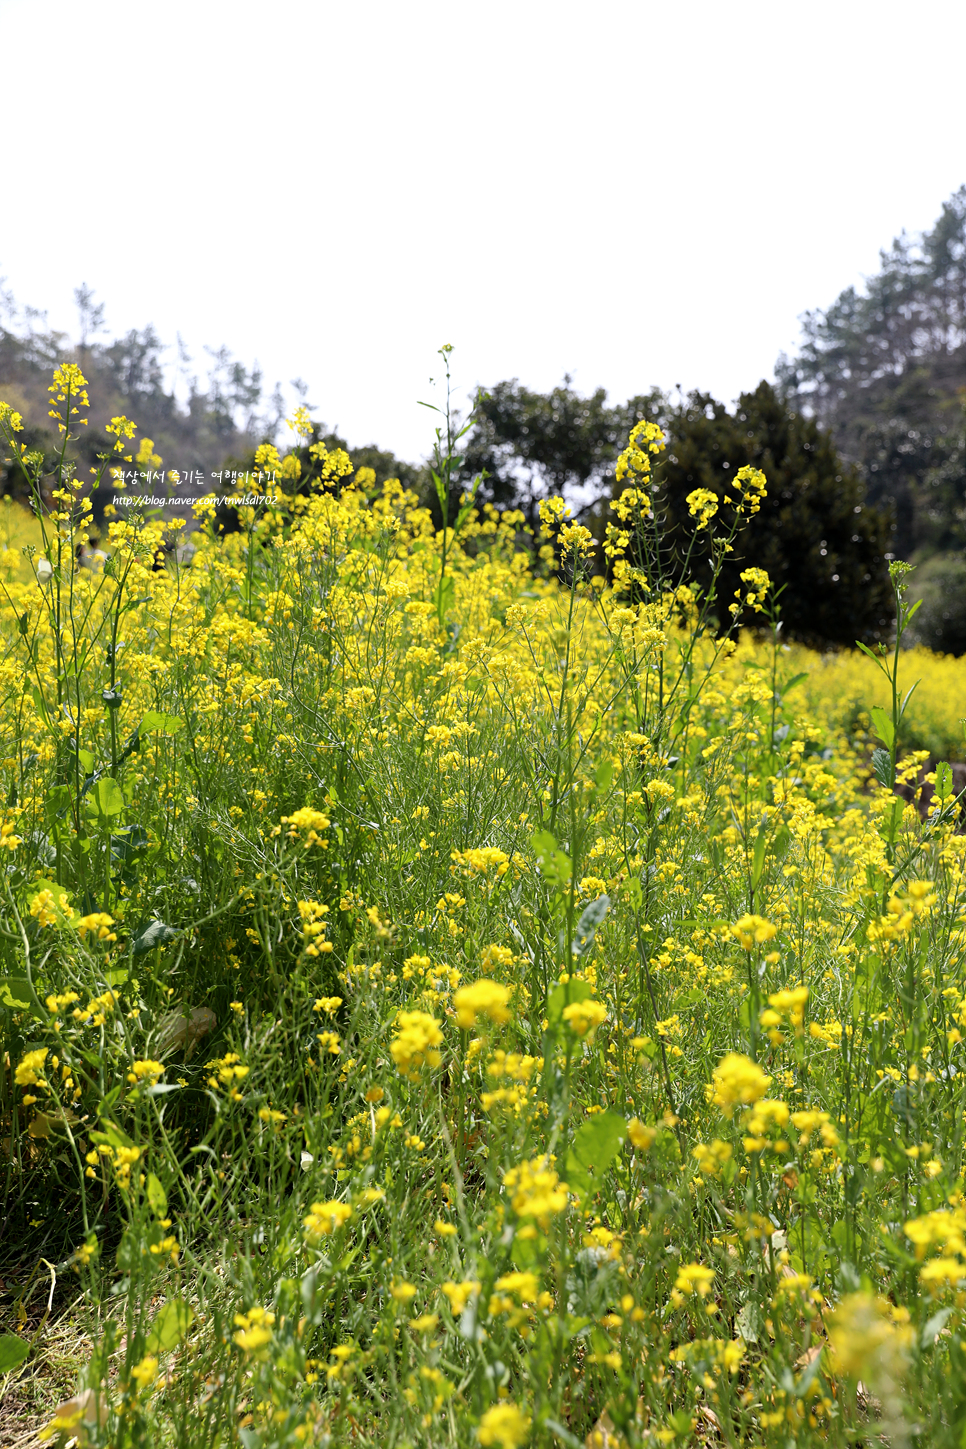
[650,382,893,646]
[464,375,893,647]
[776,186,966,560]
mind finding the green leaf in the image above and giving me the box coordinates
[77,748,95,773]
[532,829,571,889]
[878,796,905,841]
[935,761,954,803]
[131,920,180,956]
[138,711,184,736]
[0,1334,30,1373]
[900,679,920,718]
[870,706,894,749]
[93,776,125,817]
[593,760,615,793]
[0,977,33,1011]
[146,1173,167,1218]
[543,1419,585,1449]
[432,575,455,621]
[565,1113,627,1201]
[871,747,893,789]
[572,895,610,956]
[91,1117,136,1148]
[547,978,592,1031]
[115,1227,143,1274]
[146,1298,194,1354]
[921,1306,952,1349]
[29,879,74,925]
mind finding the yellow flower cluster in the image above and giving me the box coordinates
[503,1157,569,1225]
[390,1010,443,1079]
[710,1052,771,1113]
[304,1199,353,1242]
[453,979,512,1029]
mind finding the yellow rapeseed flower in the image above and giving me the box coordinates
[304,1199,352,1241]
[502,1157,569,1224]
[453,980,512,1030]
[390,1009,443,1079]
[711,1053,771,1113]
[477,1401,532,1448]
[561,999,607,1038]
[15,1048,48,1087]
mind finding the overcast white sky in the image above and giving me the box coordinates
[2,0,964,463]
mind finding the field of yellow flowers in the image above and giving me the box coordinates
[2,366,966,1448]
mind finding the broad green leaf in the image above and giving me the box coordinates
[146,1298,193,1354]
[935,761,954,802]
[870,706,894,749]
[871,747,893,788]
[0,1334,30,1373]
[432,575,455,621]
[572,895,610,956]
[751,829,767,891]
[91,1117,136,1148]
[532,829,571,889]
[93,777,125,816]
[878,796,905,840]
[77,748,95,773]
[29,879,73,925]
[547,978,592,1031]
[0,977,33,1011]
[593,760,615,793]
[565,1112,627,1200]
[131,920,180,956]
[146,1173,167,1218]
[139,711,184,736]
[921,1306,953,1349]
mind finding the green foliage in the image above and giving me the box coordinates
[906,552,966,655]
[651,381,893,646]
[0,1334,31,1373]
[463,376,662,525]
[465,375,891,646]
[777,185,966,560]
[564,1112,626,1201]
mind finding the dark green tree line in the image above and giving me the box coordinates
[776,186,966,564]
[463,374,892,647]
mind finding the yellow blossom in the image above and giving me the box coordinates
[304,1200,352,1241]
[390,1010,443,1079]
[477,1402,532,1448]
[453,979,512,1030]
[710,1053,771,1113]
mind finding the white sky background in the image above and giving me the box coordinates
[2,0,964,464]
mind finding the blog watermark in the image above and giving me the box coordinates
[108,467,280,511]
[115,493,280,509]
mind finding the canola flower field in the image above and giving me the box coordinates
[2,367,966,1448]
